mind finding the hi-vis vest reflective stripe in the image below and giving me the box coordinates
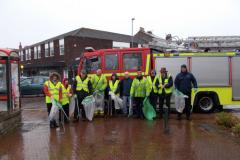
[130,78,147,97]
[147,76,158,93]
[92,74,107,91]
[45,80,61,103]
[109,80,119,93]
[62,84,71,105]
[76,76,89,92]
[158,74,173,94]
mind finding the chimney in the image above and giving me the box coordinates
[19,42,22,51]
[147,31,153,34]
[139,27,145,32]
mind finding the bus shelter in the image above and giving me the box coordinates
[0,49,21,135]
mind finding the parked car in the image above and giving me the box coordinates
[20,76,48,96]
[20,76,28,80]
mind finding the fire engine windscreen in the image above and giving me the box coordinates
[84,57,101,72]
[123,53,142,70]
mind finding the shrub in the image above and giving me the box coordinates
[232,123,240,137]
[216,112,239,128]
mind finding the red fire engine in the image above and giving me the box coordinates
[78,47,240,113]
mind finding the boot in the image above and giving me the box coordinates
[53,120,59,128]
[186,116,191,121]
[50,120,55,128]
[73,117,79,123]
[177,114,182,120]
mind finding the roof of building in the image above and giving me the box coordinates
[24,28,141,48]
[134,27,167,44]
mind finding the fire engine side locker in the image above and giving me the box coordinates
[154,56,188,105]
[154,57,188,79]
[191,57,229,86]
[232,56,240,100]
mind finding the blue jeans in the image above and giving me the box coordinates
[122,96,132,115]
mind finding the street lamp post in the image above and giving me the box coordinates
[131,18,135,48]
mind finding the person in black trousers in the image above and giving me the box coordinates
[73,70,92,121]
[108,73,121,115]
[158,67,173,118]
[147,70,159,111]
[174,64,198,120]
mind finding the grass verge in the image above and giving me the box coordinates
[216,112,240,137]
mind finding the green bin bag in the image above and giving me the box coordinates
[143,97,156,120]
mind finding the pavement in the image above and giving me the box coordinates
[0,97,240,160]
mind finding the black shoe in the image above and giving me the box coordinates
[186,116,191,121]
[177,114,182,120]
[159,114,163,119]
[64,119,69,124]
[73,118,79,123]
[50,121,55,128]
[53,120,59,128]
[81,117,87,121]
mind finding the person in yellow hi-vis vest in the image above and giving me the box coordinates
[61,78,72,123]
[73,70,92,121]
[108,73,120,115]
[130,69,148,119]
[91,69,107,116]
[157,67,173,118]
[146,70,159,111]
[43,72,62,128]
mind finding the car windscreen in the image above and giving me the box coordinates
[20,78,32,86]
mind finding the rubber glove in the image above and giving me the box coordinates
[193,88,198,93]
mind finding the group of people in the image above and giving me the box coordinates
[43,64,198,128]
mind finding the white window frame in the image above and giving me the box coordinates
[25,50,28,60]
[50,42,54,57]
[37,45,41,59]
[113,41,130,49]
[45,43,49,57]
[59,39,64,55]
[20,51,24,61]
[28,48,32,60]
[34,47,37,59]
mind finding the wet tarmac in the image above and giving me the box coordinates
[0,97,240,160]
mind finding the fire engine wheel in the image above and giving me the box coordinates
[198,96,215,113]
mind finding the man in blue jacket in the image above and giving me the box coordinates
[120,71,133,116]
[174,64,198,120]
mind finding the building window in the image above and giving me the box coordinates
[25,50,28,60]
[37,46,41,59]
[112,41,130,48]
[34,47,37,59]
[123,53,142,70]
[20,51,24,61]
[45,43,49,57]
[104,53,118,70]
[25,49,31,61]
[28,48,32,60]
[59,39,64,55]
[50,42,54,56]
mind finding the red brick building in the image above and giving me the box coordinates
[19,28,141,78]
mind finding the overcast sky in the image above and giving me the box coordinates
[1,0,240,48]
